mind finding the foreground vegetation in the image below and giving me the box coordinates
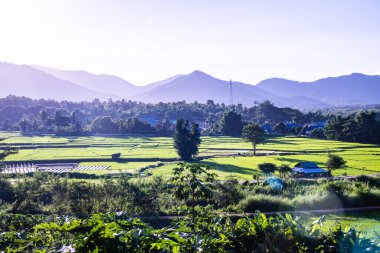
[1,169,380,217]
[2,211,379,252]
[1,164,379,252]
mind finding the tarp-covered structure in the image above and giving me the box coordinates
[292,162,330,178]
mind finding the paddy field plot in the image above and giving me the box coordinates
[300,211,380,238]
[1,133,379,179]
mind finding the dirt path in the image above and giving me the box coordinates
[150,206,380,221]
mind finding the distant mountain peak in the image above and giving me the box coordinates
[188,70,213,77]
[350,72,363,75]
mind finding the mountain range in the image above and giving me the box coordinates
[0,61,379,108]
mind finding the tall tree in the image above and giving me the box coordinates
[355,111,380,144]
[324,116,347,141]
[173,119,201,161]
[242,123,266,155]
[220,111,243,136]
[19,119,29,133]
[40,110,48,122]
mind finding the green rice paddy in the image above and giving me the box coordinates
[1,133,379,179]
[301,211,380,238]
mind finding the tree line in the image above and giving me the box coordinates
[0,96,326,135]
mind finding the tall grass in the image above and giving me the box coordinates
[236,178,380,212]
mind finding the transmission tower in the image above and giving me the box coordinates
[229,80,234,106]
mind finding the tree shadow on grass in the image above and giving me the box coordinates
[275,157,324,167]
[335,145,378,150]
[195,160,260,176]
[265,138,294,145]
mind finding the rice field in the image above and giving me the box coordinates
[300,211,380,238]
[1,133,379,178]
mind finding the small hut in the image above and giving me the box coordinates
[292,162,330,178]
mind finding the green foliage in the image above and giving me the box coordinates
[0,137,18,172]
[324,111,380,144]
[242,122,266,155]
[90,116,119,134]
[309,127,326,139]
[236,194,293,212]
[120,117,156,134]
[214,177,245,208]
[1,96,330,136]
[2,169,380,217]
[273,121,287,134]
[1,163,380,252]
[356,175,380,188]
[173,119,201,161]
[326,154,346,172]
[220,111,243,136]
[257,162,276,175]
[170,162,216,223]
[277,164,293,178]
[2,211,378,252]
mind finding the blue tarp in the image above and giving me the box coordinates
[265,177,284,190]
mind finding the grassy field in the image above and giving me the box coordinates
[1,133,379,178]
[300,211,380,238]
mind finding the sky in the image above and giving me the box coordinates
[0,0,380,85]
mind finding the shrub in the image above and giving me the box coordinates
[356,175,380,187]
[291,190,344,210]
[0,179,14,202]
[236,194,293,212]
[214,177,245,208]
[257,163,277,176]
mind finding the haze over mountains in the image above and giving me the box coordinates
[32,65,140,97]
[0,61,379,108]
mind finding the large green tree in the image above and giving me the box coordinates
[242,123,266,155]
[355,111,380,144]
[90,116,119,134]
[220,111,243,136]
[324,116,347,141]
[173,118,201,161]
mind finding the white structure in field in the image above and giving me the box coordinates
[1,163,109,174]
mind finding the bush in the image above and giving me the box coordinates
[356,175,380,188]
[214,178,245,208]
[257,163,277,175]
[292,191,344,210]
[0,179,14,202]
[236,194,293,212]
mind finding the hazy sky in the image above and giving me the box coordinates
[0,0,379,85]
